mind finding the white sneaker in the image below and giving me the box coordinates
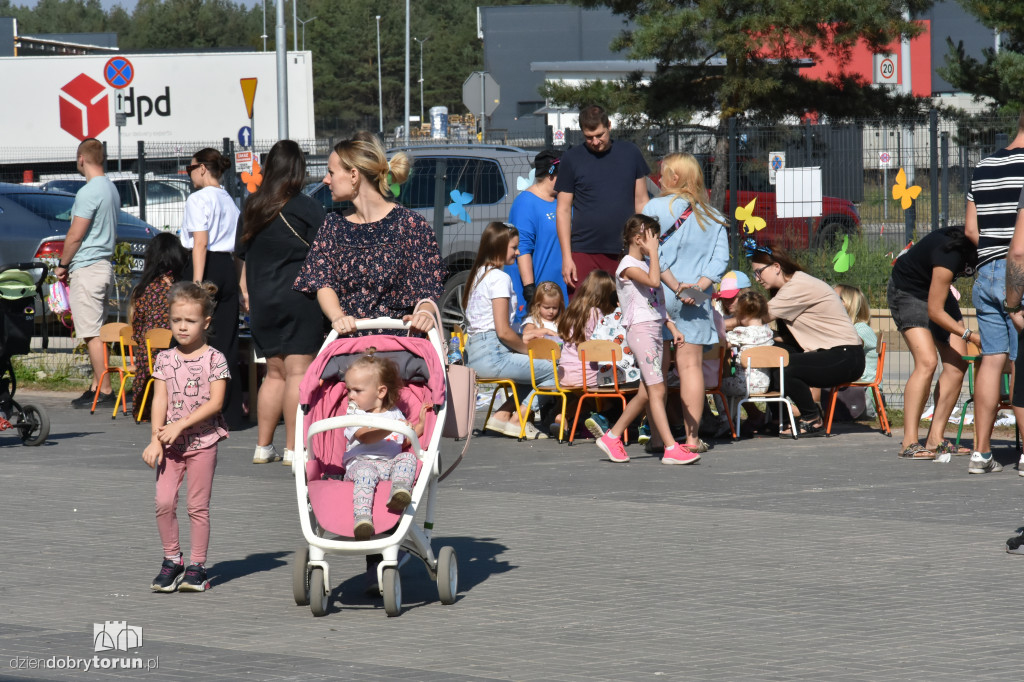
[968,451,1002,474]
[519,421,548,440]
[252,444,281,464]
[1018,453,1024,477]
[282,448,294,466]
[484,416,520,438]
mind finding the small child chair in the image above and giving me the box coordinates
[735,346,798,439]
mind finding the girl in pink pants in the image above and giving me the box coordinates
[142,281,230,593]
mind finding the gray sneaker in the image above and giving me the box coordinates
[968,451,1003,474]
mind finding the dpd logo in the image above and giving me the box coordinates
[59,74,110,141]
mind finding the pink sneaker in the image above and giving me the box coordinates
[596,433,629,462]
[662,443,700,465]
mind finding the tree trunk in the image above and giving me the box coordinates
[709,119,729,213]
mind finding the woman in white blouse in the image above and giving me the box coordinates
[180,148,243,428]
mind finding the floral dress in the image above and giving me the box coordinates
[293,204,446,332]
[131,275,172,420]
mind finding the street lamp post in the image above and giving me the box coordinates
[414,36,429,125]
[261,0,267,51]
[376,15,383,134]
[403,0,409,144]
[292,0,296,51]
[298,16,316,51]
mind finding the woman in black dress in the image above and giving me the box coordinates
[238,140,326,466]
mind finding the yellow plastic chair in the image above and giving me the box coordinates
[523,338,569,441]
[455,328,526,436]
[135,328,173,423]
[111,325,137,418]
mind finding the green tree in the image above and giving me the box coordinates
[939,1,1024,114]
[544,0,932,203]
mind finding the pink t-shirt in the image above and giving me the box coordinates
[615,255,666,328]
[152,346,231,453]
[558,308,601,387]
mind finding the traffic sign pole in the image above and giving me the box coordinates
[480,73,486,143]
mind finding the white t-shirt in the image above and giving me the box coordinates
[343,403,406,467]
[179,186,239,251]
[615,254,666,328]
[466,268,517,335]
[523,315,558,333]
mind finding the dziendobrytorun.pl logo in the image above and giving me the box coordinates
[8,621,159,672]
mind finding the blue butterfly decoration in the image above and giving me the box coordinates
[447,190,473,222]
[516,169,536,192]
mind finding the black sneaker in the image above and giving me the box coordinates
[93,392,116,408]
[70,390,95,409]
[178,564,210,592]
[151,559,185,592]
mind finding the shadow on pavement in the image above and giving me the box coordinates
[209,551,290,586]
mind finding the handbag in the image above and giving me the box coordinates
[47,280,73,329]
[413,299,476,481]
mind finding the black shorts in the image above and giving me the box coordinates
[886,279,962,346]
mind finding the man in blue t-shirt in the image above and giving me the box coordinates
[555,105,650,294]
[55,138,119,409]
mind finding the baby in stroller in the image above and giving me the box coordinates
[341,353,430,540]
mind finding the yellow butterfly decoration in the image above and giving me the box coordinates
[891,168,921,210]
[736,197,766,234]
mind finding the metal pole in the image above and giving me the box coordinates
[298,16,315,51]
[403,0,410,144]
[480,73,486,142]
[728,118,738,270]
[292,0,297,52]
[415,36,429,124]
[261,0,267,51]
[929,108,939,234]
[275,0,288,139]
[941,131,949,229]
[376,16,383,134]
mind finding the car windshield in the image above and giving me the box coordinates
[43,179,85,194]
[4,192,74,221]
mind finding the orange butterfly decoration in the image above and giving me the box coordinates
[241,156,263,193]
[891,168,921,210]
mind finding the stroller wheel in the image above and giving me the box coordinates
[436,546,458,605]
[309,567,328,617]
[14,402,48,446]
[382,567,402,617]
[292,545,310,606]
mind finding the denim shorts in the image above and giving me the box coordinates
[465,330,555,389]
[887,279,962,346]
[972,260,1018,359]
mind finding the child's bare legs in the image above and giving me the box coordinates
[675,342,705,447]
[644,381,675,447]
[607,383,649,439]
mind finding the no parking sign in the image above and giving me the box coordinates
[878,150,893,169]
[768,151,785,185]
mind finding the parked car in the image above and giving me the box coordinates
[0,182,155,320]
[305,145,534,329]
[40,172,191,232]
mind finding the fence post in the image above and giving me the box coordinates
[940,131,949,229]
[904,123,915,242]
[929,109,939,234]
[221,137,235,200]
[137,141,147,224]
[728,117,738,270]
[544,125,553,148]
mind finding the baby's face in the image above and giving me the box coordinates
[346,366,385,412]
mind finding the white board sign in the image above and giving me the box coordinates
[776,167,822,219]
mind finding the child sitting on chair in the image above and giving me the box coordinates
[343,354,429,540]
[722,290,775,400]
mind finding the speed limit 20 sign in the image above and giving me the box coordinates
[874,53,898,85]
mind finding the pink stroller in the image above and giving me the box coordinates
[291,317,458,617]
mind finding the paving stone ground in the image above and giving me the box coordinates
[2,391,1024,681]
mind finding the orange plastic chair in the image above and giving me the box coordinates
[703,343,736,439]
[825,341,891,437]
[90,322,129,414]
[135,328,173,423]
[111,325,138,418]
[565,339,639,446]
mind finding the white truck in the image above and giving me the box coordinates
[1,50,316,164]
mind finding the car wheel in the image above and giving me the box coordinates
[814,219,854,250]
[439,271,470,334]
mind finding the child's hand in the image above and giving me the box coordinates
[642,229,660,255]
[667,322,685,347]
[142,441,164,469]
[157,421,184,445]
[419,402,432,422]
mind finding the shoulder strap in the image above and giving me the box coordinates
[658,205,693,245]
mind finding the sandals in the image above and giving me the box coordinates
[779,417,825,438]
[932,440,971,456]
[898,443,936,460]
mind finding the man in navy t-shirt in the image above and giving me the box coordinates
[555,105,650,294]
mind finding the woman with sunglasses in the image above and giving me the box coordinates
[179,147,244,429]
[747,241,865,436]
[885,226,978,462]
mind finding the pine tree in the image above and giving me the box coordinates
[939,1,1024,113]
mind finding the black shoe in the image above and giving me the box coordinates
[177,564,210,592]
[93,392,116,408]
[70,389,95,409]
[151,559,185,592]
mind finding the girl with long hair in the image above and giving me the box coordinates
[642,153,729,454]
[462,222,555,439]
[237,139,326,466]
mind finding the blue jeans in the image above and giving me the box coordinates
[465,331,554,410]
[973,260,1018,359]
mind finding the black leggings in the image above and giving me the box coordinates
[184,251,243,430]
[773,344,865,417]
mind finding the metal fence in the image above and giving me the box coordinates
[4,114,1019,418]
